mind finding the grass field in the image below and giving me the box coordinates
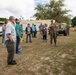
[0,29,76,75]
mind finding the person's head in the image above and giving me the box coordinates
[15,18,20,24]
[34,25,36,26]
[45,23,47,27]
[4,21,8,26]
[5,21,8,24]
[41,23,42,26]
[32,23,34,26]
[42,25,45,28]
[28,24,30,27]
[51,20,53,24]
[9,16,15,24]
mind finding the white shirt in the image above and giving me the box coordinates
[5,21,16,42]
[27,27,31,34]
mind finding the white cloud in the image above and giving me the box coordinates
[0,0,75,19]
[0,0,35,19]
[64,0,76,18]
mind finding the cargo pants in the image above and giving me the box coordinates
[5,40,14,63]
[50,32,57,45]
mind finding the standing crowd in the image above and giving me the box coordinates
[2,16,70,65]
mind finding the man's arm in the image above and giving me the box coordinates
[16,29,21,38]
[25,27,27,34]
[31,27,32,34]
[6,34,13,42]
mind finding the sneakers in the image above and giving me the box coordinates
[30,41,32,43]
[16,51,21,54]
[26,42,28,43]
[2,43,4,45]
[55,45,58,47]
[26,41,32,43]
[13,60,16,62]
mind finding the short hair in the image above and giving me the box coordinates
[32,23,34,25]
[51,20,53,22]
[9,16,14,21]
[15,18,18,22]
[15,18,18,23]
[5,22,8,24]
[28,23,30,25]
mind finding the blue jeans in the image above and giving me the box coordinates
[26,34,32,42]
[2,33,5,44]
[16,36,20,53]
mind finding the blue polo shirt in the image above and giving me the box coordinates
[15,24,22,37]
[31,25,35,31]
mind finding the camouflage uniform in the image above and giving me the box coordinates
[49,23,57,45]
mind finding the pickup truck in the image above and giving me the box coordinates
[57,23,67,36]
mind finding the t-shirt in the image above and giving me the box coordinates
[31,25,35,31]
[42,27,47,35]
[27,27,31,34]
[20,28,23,37]
[15,24,22,37]
[5,21,16,42]
[39,25,43,31]
[2,24,6,34]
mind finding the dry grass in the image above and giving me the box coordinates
[0,29,76,75]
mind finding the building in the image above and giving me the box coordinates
[21,20,55,31]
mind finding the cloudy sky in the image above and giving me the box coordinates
[0,0,75,19]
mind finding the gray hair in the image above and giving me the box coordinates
[9,16,14,21]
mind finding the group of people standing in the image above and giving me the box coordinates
[2,16,68,65]
[39,21,57,46]
[2,16,38,65]
[2,16,23,65]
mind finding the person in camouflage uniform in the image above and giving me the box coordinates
[49,20,57,46]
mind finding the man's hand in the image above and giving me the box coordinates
[10,38,13,42]
[6,34,13,42]
[20,37,23,42]
[20,37,22,40]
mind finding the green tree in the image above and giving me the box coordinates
[34,0,70,23]
[34,4,46,20]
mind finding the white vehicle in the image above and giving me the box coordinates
[0,21,4,35]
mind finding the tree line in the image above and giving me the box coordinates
[0,18,7,22]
